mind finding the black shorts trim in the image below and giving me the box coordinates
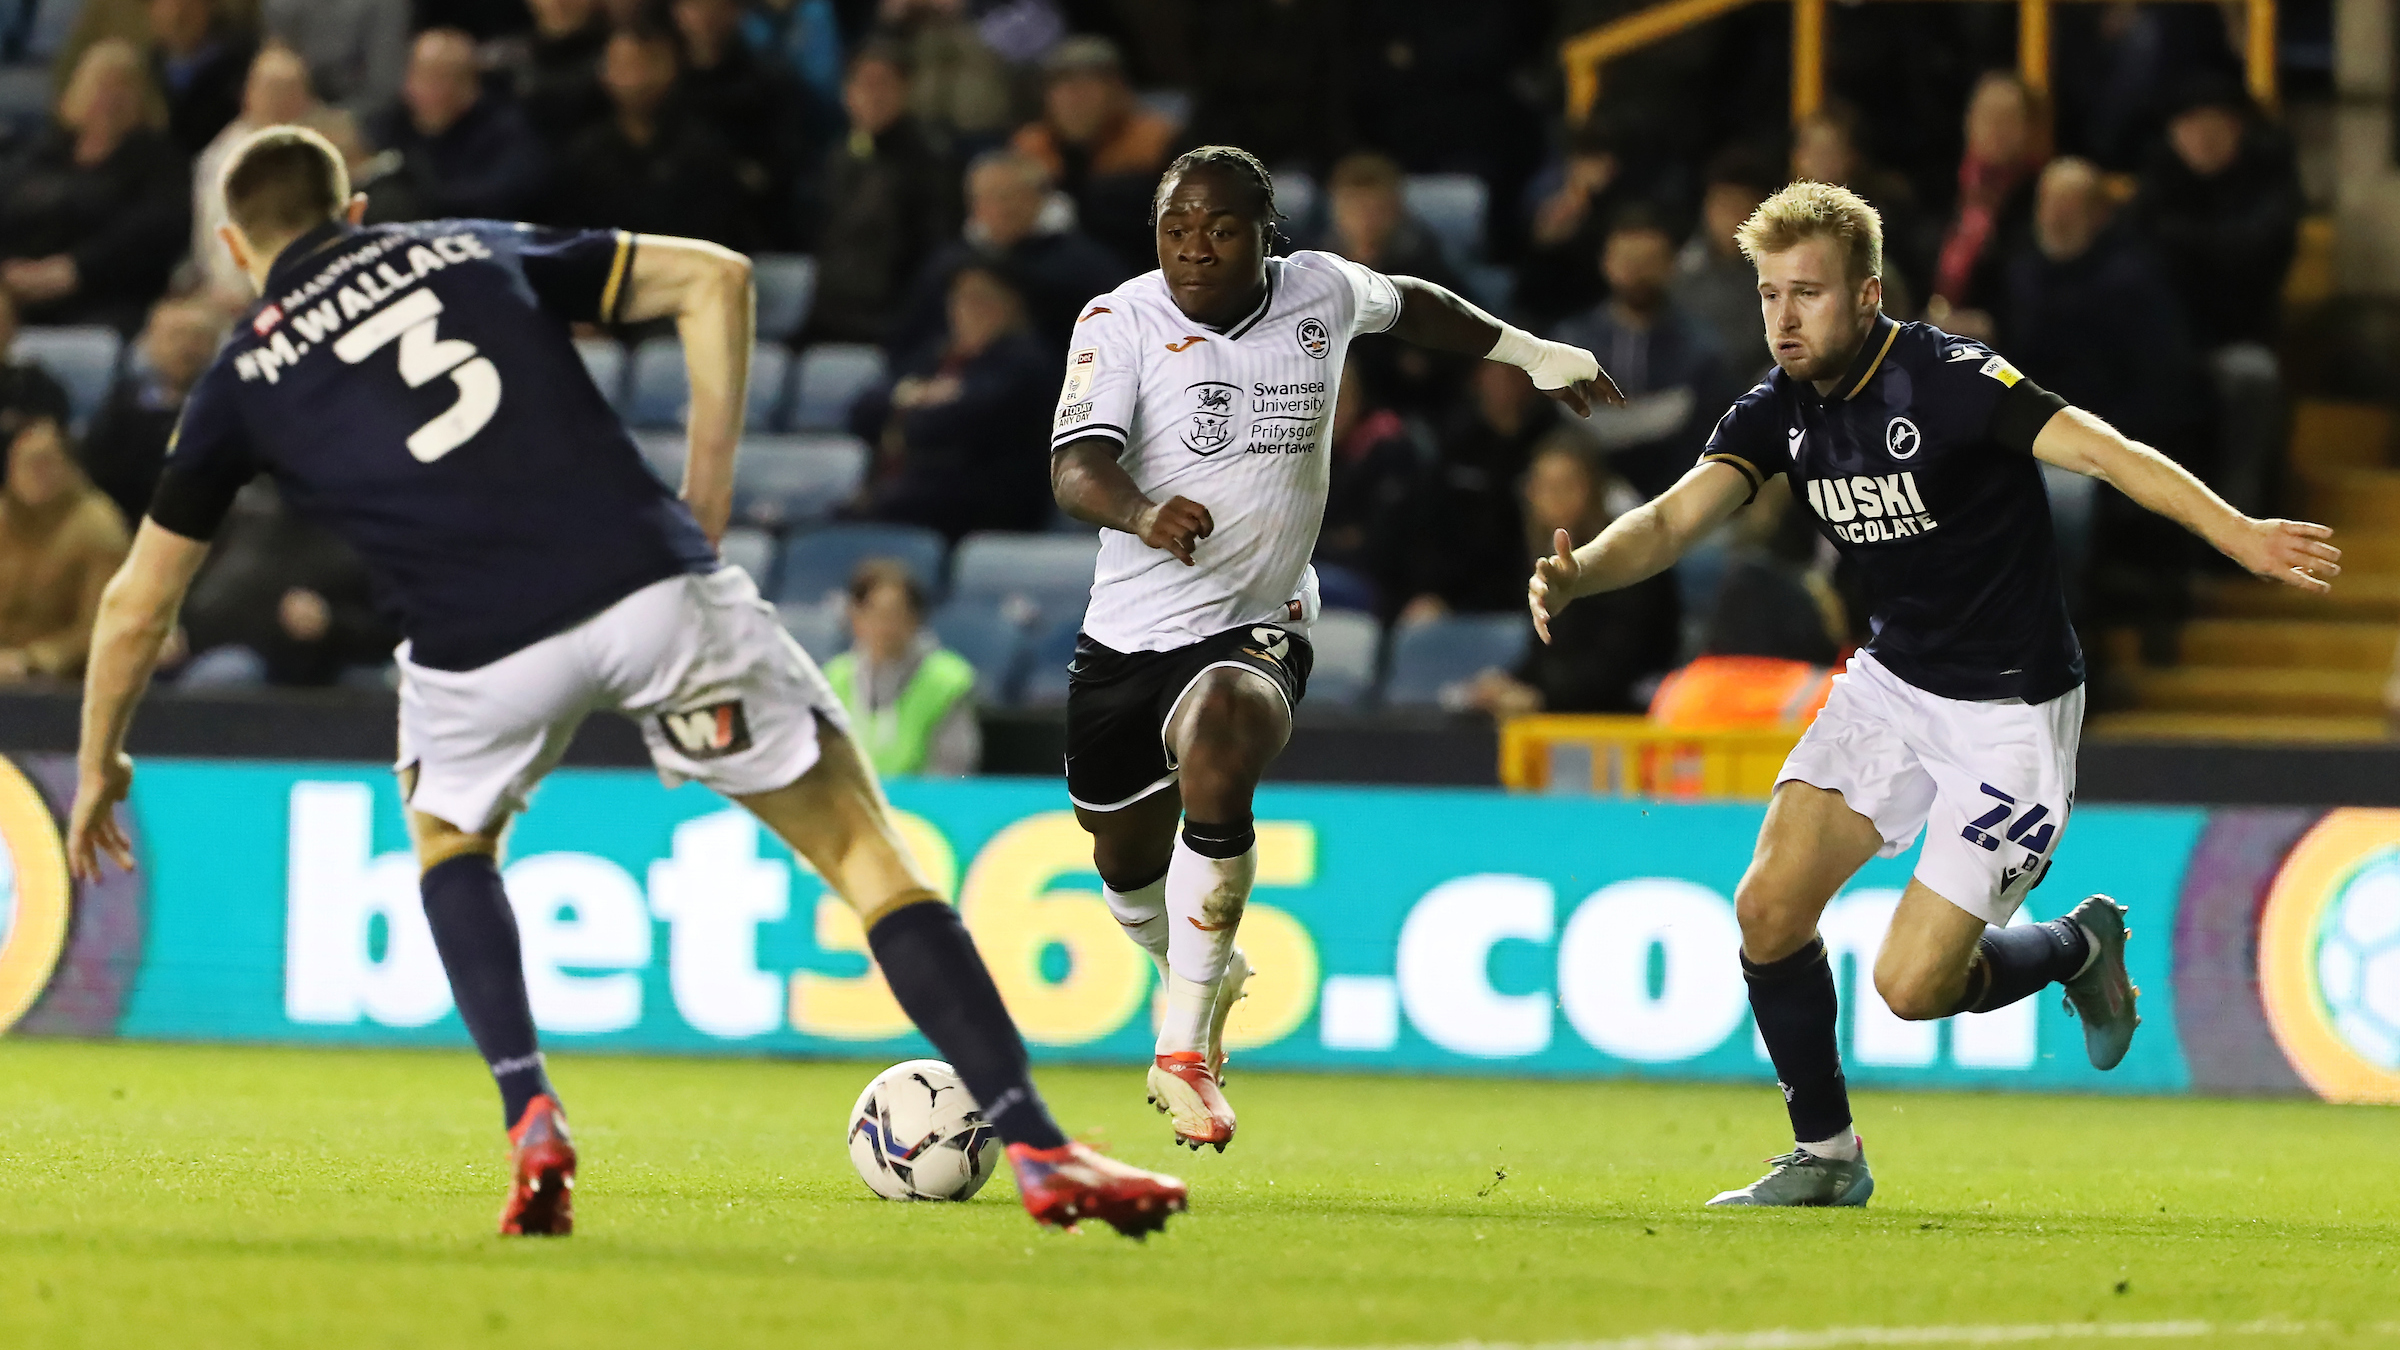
[1063,624,1313,811]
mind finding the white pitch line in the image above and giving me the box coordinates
[1251,1320,2395,1350]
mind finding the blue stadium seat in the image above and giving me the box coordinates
[1403,174,1488,265]
[929,599,1027,705]
[574,337,625,409]
[15,326,121,429]
[948,530,1098,628]
[777,599,848,662]
[625,338,792,430]
[716,524,776,582]
[752,254,817,343]
[773,523,947,607]
[1383,614,1528,708]
[790,343,887,431]
[1305,611,1382,709]
[733,433,867,528]
[631,430,684,483]
[1017,618,1082,708]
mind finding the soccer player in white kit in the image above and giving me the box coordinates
[1050,146,1622,1150]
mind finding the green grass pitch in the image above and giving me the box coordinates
[0,1041,2394,1349]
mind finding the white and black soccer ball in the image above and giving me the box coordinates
[847,1059,999,1202]
[2316,856,2400,1068]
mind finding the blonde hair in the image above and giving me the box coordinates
[1736,180,1884,284]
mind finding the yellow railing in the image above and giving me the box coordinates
[1499,715,1803,799]
[1563,0,2279,127]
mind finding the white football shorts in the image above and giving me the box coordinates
[397,566,845,833]
[1776,650,2083,926]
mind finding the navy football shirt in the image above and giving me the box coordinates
[1698,315,2083,704]
[153,220,717,671]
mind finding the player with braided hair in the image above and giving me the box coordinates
[1050,145,1624,1152]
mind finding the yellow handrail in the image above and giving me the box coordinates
[1563,0,2279,128]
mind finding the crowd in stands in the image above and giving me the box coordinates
[0,0,2305,771]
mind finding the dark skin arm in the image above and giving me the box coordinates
[1051,437,1214,565]
[1386,276,1624,415]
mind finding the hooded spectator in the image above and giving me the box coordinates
[0,418,131,683]
[805,43,959,345]
[364,29,549,224]
[1008,36,1177,270]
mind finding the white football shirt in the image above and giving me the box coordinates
[1052,250,1401,653]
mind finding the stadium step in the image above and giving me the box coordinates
[2304,469,2400,530]
[2198,570,2400,621]
[2172,619,2397,671]
[2086,710,2391,742]
[2122,664,2388,717]
[2286,400,2393,481]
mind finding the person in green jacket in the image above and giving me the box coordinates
[822,559,980,776]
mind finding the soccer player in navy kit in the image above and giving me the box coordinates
[61,127,1187,1238]
[1532,183,2340,1206]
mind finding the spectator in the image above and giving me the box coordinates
[0,289,73,446]
[1551,207,1732,499]
[1185,0,1347,173]
[178,482,397,688]
[1451,436,1677,716]
[821,559,981,777]
[857,264,1055,540]
[512,0,612,149]
[1395,361,1556,621]
[1347,2,1545,209]
[0,418,130,684]
[363,29,549,224]
[259,0,409,116]
[2134,75,2300,516]
[1008,36,1176,271]
[192,44,319,305]
[1515,116,1631,329]
[77,298,227,525]
[742,0,846,115]
[1315,355,1426,615]
[1646,483,1843,729]
[671,0,811,248]
[1997,157,2200,461]
[1312,150,1468,414]
[876,0,1013,143]
[0,40,190,332]
[889,149,1128,357]
[805,43,959,346]
[553,25,751,247]
[1790,99,1933,312]
[1926,72,2048,336]
[147,0,257,156]
[1672,148,1775,379]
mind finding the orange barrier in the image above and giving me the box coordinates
[1499,715,1802,799]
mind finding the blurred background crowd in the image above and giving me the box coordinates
[0,0,2349,774]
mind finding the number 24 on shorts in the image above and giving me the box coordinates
[1961,783,2056,855]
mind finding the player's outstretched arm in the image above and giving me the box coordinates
[1531,462,1753,644]
[617,235,754,544]
[66,521,211,880]
[1050,436,1213,566]
[2031,406,2339,593]
[1384,275,1625,417]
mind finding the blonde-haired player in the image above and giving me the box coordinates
[1532,181,2338,1205]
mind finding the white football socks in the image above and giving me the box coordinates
[1157,828,1257,1057]
[1798,1131,1862,1162]
[1102,872,1170,984]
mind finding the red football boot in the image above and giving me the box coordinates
[1006,1141,1187,1238]
[1146,1052,1236,1151]
[499,1095,576,1236]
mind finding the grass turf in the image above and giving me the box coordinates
[0,1041,2393,1349]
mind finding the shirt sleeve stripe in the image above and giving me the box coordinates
[1700,452,1766,504]
[1052,422,1128,447]
[598,230,634,324]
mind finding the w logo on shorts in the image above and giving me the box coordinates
[658,699,752,759]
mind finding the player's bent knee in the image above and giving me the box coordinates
[1734,879,1821,963]
[1873,961,1959,1022]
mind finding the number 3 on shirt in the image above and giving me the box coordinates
[331,287,502,462]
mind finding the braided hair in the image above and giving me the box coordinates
[1151,145,1286,255]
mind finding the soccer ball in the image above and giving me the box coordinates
[846,1059,999,1202]
[2314,854,2400,1069]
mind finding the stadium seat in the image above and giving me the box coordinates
[1306,611,1383,709]
[631,429,684,483]
[777,598,848,661]
[14,326,120,429]
[948,530,1098,627]
[1403,174,1488,265]
[1382,614,1528,708]
[1017,618,1082,707]
[574,337,626,409]
[733,433,867,528]
[625,338,792,430]
[717,524,776,582]
[751,254,818,343]
[773,522,947,607]
[929,599,1027,705]
[790,343,887,431]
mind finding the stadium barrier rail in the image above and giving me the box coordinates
[1499,715,1802,798]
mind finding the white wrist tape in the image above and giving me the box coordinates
[1487,324,1600,392]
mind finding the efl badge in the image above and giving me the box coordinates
[252,303,284,336]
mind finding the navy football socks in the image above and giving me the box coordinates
[1743,936,1853,1145]
[868,900,1070,1151]
[420,853,557,1131]
[1953,917,2092,1015]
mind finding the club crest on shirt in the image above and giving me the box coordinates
[1183,381,1239,455]
[1885,416,1922,460]
[1296,316,1331,359]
